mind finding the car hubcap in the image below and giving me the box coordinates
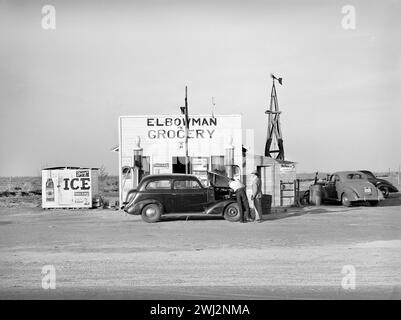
[145,206,157,217]
[227,206,238,217]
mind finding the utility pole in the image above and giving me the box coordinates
[180,86,190,174]
[211,96,216,118]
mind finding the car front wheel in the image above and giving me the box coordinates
[369,200,379,207]
[141,203,162,223]
[223,203,241,222]
[341,193,352,207]
[379,186,389,198]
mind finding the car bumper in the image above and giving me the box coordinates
[123,202,143,215]
[351,193,382,202]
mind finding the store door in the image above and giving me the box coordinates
[172,157,190,174]
[260,165,276,207]
[260,166,274,194]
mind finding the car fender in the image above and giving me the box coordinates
[377,182,398,193]
[205,199,236,215]
[338,187,358,201]
[125,199,164,215]
[339,183,378,201]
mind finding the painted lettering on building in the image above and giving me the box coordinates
[147,117,217,140]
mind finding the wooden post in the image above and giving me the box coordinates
[293,179,297,206]
[184,86,189,174]
[294,179,301,207]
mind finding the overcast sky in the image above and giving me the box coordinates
[0,0,400,176]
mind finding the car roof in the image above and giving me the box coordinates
[332,171,367,178]
[140,174,200,181]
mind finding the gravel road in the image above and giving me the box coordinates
[0,196,400,299]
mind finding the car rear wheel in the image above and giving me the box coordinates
[141,203,162,223]
[223,203,241,222]
[379,186,389,198]
[341,193,352,207]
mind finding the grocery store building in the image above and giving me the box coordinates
[118,114,297,208]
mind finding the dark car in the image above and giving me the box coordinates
[306,171,382,207]
[359,170,398,198]
[122,173,240,223]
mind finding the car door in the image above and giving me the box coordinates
[325,174,339,200]
[172,178,208,213]
[141,179,173,213]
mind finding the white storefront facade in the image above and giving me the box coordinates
[118,114,243,203]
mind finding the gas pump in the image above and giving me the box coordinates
[121,136,143,204]
[225,135,235,179]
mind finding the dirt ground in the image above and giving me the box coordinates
[0,195,400,299]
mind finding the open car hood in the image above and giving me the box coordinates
[207,171,232,188]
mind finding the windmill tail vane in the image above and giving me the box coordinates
[271,73,283,85]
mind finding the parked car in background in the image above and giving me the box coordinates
[122,173,240,223]
[325,171,383,206]
[359,170,398,198]
[305,171,382,207]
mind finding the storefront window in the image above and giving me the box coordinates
[153,162,170,174]
[211,156,226,176]
[191,157,209,186]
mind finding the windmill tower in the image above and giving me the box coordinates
[264,74,285,160]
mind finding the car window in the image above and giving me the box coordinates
[363,171,375,179]
[145,180,171,190]
[347,173,364,180]
[330,175,340,182]
[173,179,202,190]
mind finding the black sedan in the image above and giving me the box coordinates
[359,170,398,198]
[122,173,240,223]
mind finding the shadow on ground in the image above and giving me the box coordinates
[161,215,224,222]
[261,206,354,221]
[378,193,401,207]
[160,206,351,223]
[130,193,401,223]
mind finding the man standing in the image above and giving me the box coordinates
[229,178,251,223]
[251,170,263,222]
